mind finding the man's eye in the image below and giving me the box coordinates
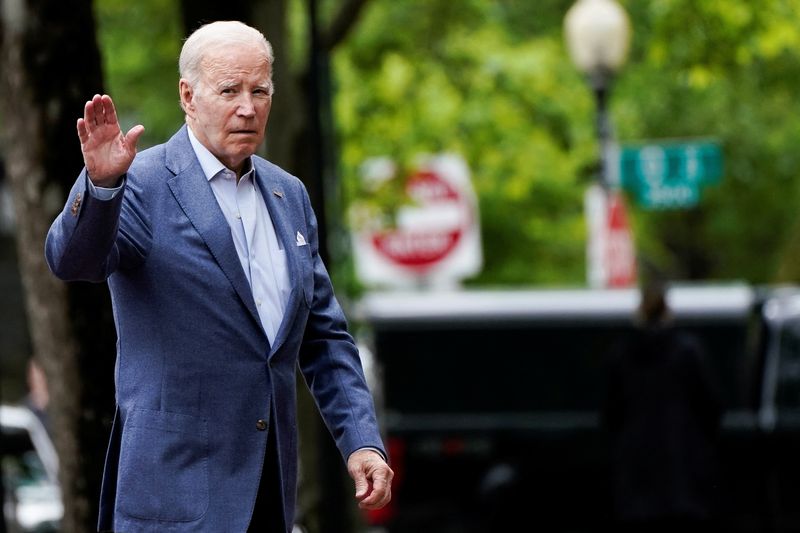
[221,88,236,95]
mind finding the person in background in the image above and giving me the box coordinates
[45,20,391,533]
[23,359,50,434]
[604,280,723,533]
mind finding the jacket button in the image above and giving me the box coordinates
[256,419,267,431]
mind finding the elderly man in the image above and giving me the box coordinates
[46,21,392,533]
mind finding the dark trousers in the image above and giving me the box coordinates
[247,418,287,533]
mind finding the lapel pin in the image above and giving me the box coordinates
[273,189,284,198]
[70,193,82,217]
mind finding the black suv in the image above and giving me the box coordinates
[353,284,800,532]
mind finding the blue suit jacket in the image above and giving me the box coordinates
[45,126,386,532]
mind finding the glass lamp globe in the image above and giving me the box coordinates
[564,0,631,76]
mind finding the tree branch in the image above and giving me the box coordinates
[321,0,370,50]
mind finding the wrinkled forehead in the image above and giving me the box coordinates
[199,43,272,81]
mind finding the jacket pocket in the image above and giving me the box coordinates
[117,408,209,522]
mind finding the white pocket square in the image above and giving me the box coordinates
[296,231,308,246]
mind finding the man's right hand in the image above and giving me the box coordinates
[77,94,144,187]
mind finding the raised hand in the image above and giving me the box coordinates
[77,94,144,187]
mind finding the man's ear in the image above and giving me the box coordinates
[179,79,194,115]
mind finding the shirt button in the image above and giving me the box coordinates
[256,419,267,431]
[235,212,241,219]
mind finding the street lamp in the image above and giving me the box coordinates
[564,0,631,189]
[565,0,635,288]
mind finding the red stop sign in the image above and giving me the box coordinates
[370,171,467,271]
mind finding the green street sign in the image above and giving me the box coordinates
[619,140,723,209]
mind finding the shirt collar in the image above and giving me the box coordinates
[186,125,254,181]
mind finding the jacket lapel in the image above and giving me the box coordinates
[255,164,303,356]
[164,127,266,339]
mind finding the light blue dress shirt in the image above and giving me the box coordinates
[187,128,290,344]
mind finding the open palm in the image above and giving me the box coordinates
[77,94,144,187]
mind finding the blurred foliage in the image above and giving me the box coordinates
[336,0,800,286]
[92,0,800,287]
[335,0,594,286]
[94,0,184,147]
[616,0,800,282]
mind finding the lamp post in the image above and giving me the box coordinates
[564,0,631,190]
[565,0,635,288]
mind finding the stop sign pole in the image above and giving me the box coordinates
[585,184,637,289]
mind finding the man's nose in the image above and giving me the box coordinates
[237,94,256,117]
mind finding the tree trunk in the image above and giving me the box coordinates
[180,0,249,35]
[0,1,117,531]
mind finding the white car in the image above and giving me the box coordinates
[1,404,62,532]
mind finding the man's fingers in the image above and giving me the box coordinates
[125,125,146,151]
[79,93,144,150]
[370,469,389,494]
[101,94,119,127]
[84,94,121,130]
[358,470,392,509]
[84,98,97,129]
[358,486,391,509]
[353,470,369,500]
[77,118,89,145]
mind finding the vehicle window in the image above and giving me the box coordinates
[775,317,800,409]
[2,426,50,492]
[373,319,750,415]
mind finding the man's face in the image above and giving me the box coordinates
[180,43,272,174]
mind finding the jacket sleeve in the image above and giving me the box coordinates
[295,184,388,463]
[45,168,150,282]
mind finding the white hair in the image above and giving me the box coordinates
[179,21,274,91]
